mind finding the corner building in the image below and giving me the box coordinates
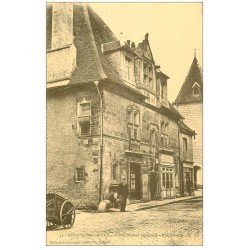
[46,3,195,207]
[174,55,203,189]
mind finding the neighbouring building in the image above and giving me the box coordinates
[173,53,203,189]
[46,3,195,207]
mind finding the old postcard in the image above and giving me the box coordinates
[46,2,203,246]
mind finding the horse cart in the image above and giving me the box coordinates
[46,193,75,229]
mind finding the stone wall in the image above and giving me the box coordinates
[177,102,203,185]
[47,85,101,207]
[101,89,182,200]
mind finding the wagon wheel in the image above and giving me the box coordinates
[59,201,75,229]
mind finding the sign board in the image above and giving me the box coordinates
[160,154,174,165]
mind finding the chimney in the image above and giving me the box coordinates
[51,3,74,50]
[131,42,135,50]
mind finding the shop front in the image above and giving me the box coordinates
[183,161,194,195]
[159,154,176,199]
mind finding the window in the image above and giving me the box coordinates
[193,85,200,95]
[130,172,136,189]
[192,82,200,95]
[161,122,169,147]
[76,167,84,182]
[134,127,138,139]
[77,99,91,136]
[125,56,132,80]
[183,137,188,153]
[128,125,132,139]
[80,103,91,116]
[166,172,173,188]
[161,82,164,99]
[134,112,139,125]
[127,107,140,140]
[161,81,167,101]
[150,129,158,146]
[79,121,90,135]
[143,62,153,90]
[162,168,174,189]
[161,134,168,147]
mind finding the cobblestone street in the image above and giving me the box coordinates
[47,197,202,245]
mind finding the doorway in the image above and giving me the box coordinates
[129,163,141,200]
[149,171,158,200]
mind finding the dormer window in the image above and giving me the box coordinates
[124,56,133,81]
[160,80,167,101]
[192,82,200,95]
[143,62,153,90]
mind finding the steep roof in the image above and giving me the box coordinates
[178,120,195,136]
[69,4,123,85]
[47,3,124,86]
[174,55,203,104]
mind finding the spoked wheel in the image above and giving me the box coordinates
[60,201,75,229]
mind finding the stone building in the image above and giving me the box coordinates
[173,54,203,189]
[46,3,195,207]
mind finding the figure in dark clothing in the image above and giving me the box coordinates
[186,177,193,196]
[108,192,118,208]
[118,177,128,212]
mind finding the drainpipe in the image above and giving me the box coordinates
[177,127,184,196]
[94,81,103,202]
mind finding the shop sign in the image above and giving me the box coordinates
[160,154,174,165]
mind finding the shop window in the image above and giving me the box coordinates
[162,168,174,189]
[75,167,84,182]
[166,172,173,188]
[130,172,136,189]
[162,171,166,188]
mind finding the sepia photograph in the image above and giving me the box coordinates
[46,2,203,246]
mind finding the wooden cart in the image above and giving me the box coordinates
[46,193,75,229]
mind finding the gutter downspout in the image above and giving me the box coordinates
[94,81,103,202]
[177,127,184,197]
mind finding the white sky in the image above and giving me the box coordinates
[89,3,202,102]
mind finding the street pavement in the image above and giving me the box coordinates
[47,197,203,246]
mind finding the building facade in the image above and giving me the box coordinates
[46,3,195,207]
[173,54,203,189]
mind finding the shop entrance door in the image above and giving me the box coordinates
[130,163,141,200]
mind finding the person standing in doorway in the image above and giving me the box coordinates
[118,176,128,212]
[186,176,192,196]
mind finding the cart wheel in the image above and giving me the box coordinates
[60,201,75,229]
